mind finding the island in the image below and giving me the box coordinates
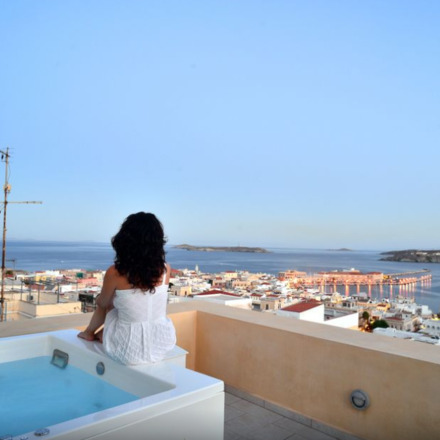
[173,244,270,253]
[380,249,440,263]
[327,248,353,252]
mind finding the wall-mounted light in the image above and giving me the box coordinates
[350,389,370,410]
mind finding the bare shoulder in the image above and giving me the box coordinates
[105,264,133,289]
[104,265,126,285]
[106,264,117,273]
[104,265,119,279]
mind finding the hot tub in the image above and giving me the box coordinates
[0,329,224,439]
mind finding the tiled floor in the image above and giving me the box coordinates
[224,392,338,440]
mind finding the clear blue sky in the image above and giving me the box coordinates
[0,0,439,250]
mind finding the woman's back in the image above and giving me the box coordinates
[112,284,169,323]
[103,278,176,365]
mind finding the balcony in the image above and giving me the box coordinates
[1,300,439,440]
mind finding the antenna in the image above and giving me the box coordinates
[0,147,42,321]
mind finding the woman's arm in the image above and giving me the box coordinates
[78,266,117,341]
[164,263,171,285]
[96,266,118,309]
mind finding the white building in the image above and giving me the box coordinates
[192,290,252,310]
[373,328,440,345]
[277,301,325,323]
[422,319,440,338]
[324,308,359,329]
[277,300,358,329]
[392,301,433,318]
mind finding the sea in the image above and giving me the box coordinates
[6,240,440,313]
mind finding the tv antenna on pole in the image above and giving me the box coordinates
[0,147,42,322]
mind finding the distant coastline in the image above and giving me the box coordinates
[173,244,270,253]
[380,249,440,263]
[326,248,353,252]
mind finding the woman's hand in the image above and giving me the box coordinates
[78,329,97,341]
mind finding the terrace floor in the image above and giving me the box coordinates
[224,392,338,440]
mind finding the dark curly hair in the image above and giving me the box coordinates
[111,212,167,292]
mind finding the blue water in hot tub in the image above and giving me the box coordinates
[0,356,138,436]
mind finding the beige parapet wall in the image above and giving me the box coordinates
[17,300,82,317]
[168,301,440,440]
[168,309,197,370]
[1,301,440,440]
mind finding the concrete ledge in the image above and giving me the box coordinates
[0,312,91,337]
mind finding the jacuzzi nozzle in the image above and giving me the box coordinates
[96,361,105,375]
[51,349,69,369]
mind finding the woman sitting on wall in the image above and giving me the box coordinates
[78,212,176,365]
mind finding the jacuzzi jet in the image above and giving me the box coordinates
[51,349,69,369]
[96,361,105,375]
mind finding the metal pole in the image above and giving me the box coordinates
[0,148,42,321]
[0,148,9,322]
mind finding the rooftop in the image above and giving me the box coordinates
[195,290,241,297]
[1,301,440,439]
[281,300,322,313]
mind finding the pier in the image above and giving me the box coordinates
[387,269,431,277]
[280,269,432,292]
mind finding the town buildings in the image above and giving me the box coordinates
[1,266,438,343]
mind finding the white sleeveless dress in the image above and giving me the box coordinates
[102,273,176,365]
